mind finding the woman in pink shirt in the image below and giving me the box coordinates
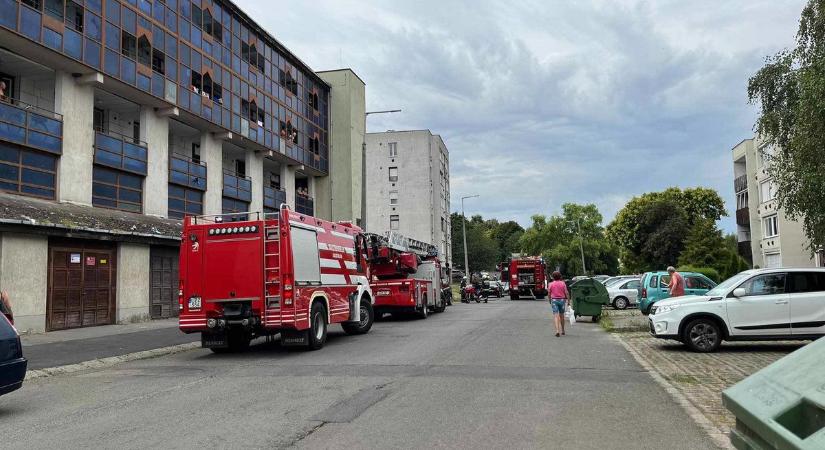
[548,271,570,337]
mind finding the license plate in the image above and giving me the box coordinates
[202,333,226,348]
[188,297,202,309]
[377,289,391,296]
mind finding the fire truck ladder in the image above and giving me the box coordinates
[383,231,438,258]
[263,215,281,321]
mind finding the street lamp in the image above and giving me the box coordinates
[570,218,586,275]
[362,109,401,230]
[461,194,479,280]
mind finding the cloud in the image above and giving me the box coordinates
[244,0,805,231]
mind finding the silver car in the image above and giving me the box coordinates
[607,278,641,309]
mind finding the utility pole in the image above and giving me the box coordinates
[576,219,586,275]
[461,194,479,280]
[362,109,401,231]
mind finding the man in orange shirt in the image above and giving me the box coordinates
[667,266,685,297]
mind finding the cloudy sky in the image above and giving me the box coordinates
[242,0,805,231]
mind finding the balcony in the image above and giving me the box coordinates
[296,194,314,216]
[222,169,251,202]
[264,186,287,211]
[0,98,62,154]
[736,207,750,227]
[94,129,148,175]
[738,241,753,262]
[734,175,748,193]
[169,154,207,191]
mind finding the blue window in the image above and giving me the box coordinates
[191,25,201,50]
[86,12,101,40]
[122,5,136,34]
[65,28,83,59]
[43,27,63,50]
[84,38,101,68]
[168,184,203,218]
[152,1,164,22]
[165,7,176,32]
[86,0,102,13]
[104,49,119,76]
[137,73,150,92]
[0,0,17,29]
[178,16,189,41]
[105,0,119,23]
[138,0,151,15]
[20,6,42,41]
[165,55,176,80]
[92,166,143,212]
[121,57,136,84]
[104,22,118,49]
[165,33,177,58]
[0,142,57,199]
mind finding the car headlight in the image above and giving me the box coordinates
[655,304,680,314]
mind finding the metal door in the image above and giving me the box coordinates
[150,246,179,319]
[47,242,116,331]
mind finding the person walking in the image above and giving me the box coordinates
[666,266,685,298]
[548,271,570,337]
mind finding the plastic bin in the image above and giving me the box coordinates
[722,337,825,449]
[570,278,609,322]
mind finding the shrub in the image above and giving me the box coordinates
[677,265,721,283]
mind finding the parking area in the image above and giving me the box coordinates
[614,330,806,439]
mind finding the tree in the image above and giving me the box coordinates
[450,212,501,273]
[748,0,825,252]
[488,220,524,262]
[678,219,729,272]
[606,187,727,273]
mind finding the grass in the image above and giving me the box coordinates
[599,314,615,332]
[668,374,700,385]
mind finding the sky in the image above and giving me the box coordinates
[241,0,806,232]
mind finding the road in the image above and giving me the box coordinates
[2,300,716,449]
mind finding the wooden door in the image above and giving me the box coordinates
[47,242,116,331]
[150,246,179,319]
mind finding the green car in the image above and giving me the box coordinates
[637,271,716,314]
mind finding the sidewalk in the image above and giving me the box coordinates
[21,319,200,370]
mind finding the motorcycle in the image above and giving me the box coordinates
[462,284,480,303]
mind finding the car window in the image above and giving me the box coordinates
[659,275,670,288]
[686,276,712,290]
[740,273,786,296]
[788,272,825,293]
[625,280,640,290]
[649,275,658,288]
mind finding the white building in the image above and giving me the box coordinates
[365,130,451,264]
[732,137,822,268]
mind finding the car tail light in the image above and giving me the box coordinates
[178,280,184,311]
[283,274,294,305]
[642,288,647,298]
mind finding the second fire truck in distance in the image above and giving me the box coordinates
[368,231,447,319]
[502,256,548,300]
[178,207,374,352]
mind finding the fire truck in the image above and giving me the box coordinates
[368,231,446,319]
[503,256,548,300]
[178,207,374,352]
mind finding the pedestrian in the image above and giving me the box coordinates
[548,271,570,337]
[666,266,685,298]
[0,290,13,323]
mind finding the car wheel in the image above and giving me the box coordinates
[682,318,722,353]
[613,297,629,310]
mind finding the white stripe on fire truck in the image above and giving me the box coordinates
[319,258,342,268]
[344,261,357,270]
[330,231,354,240]
[320,274,348,285]
[289,220,326,233]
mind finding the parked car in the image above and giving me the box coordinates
[603,275,639,287]
[0,311,26,396]
[649,268,825,352]
[451,269,465,282]
[638,271,717,314]
[592,275,611,283]
[607,277,641,309]
[480,280,504,298]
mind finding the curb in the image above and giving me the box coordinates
[612,333,733,450]
[25,342,202,381]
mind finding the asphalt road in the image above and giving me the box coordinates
[1,299,716,449]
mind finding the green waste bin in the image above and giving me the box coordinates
[723,337,825,449]
[569,278,609,323]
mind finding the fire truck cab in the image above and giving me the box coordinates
[368,231,446,319]
[505,256,548,300]
[178,207,374,352]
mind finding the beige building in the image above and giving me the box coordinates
[316,69,366,225]
[365,130,451,264]
[732,137,821,268]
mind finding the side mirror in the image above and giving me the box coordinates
[732,287,747,298]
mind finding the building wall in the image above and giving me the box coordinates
[316,69,366,224]
[116,243,150,323]
[0,233,48,333]
[54,71,94,206]
[366,130,451,261]
[141,108,170,217]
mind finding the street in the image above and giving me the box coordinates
[2,300,715,449]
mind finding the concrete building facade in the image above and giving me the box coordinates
[316,69,366,225]
[0,0,335,332]
[732,137,821,268]
[365,130,451,264]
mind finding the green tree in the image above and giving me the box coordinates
[748,0,825,252]
[450,212,501,273]
[488,220,524,262]
[678,219,729,272]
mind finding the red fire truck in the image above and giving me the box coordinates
[504,256,548,300]
[178,207,374,352]
[368,231,446,319]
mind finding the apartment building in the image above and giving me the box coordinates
[365,130,451,264]
[0,0,333,332]
[732,137,821,268]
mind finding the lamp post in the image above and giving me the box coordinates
[461,194,479,281]
[572,218,586,275]
[362,109,401,231]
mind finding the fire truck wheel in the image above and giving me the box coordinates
[342,298,374,335]
[417,298,429,319]
[308,301,328,350]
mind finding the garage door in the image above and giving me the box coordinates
[764,253,782,269]
[47,242,116,331]
[150,246,179,319]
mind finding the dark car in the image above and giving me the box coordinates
[0,309,26,397]
[480,280,503,298]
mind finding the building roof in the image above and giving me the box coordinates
[316,68,368,87]
[0,193,181,243]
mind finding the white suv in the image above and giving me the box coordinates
[648,268,825,352]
